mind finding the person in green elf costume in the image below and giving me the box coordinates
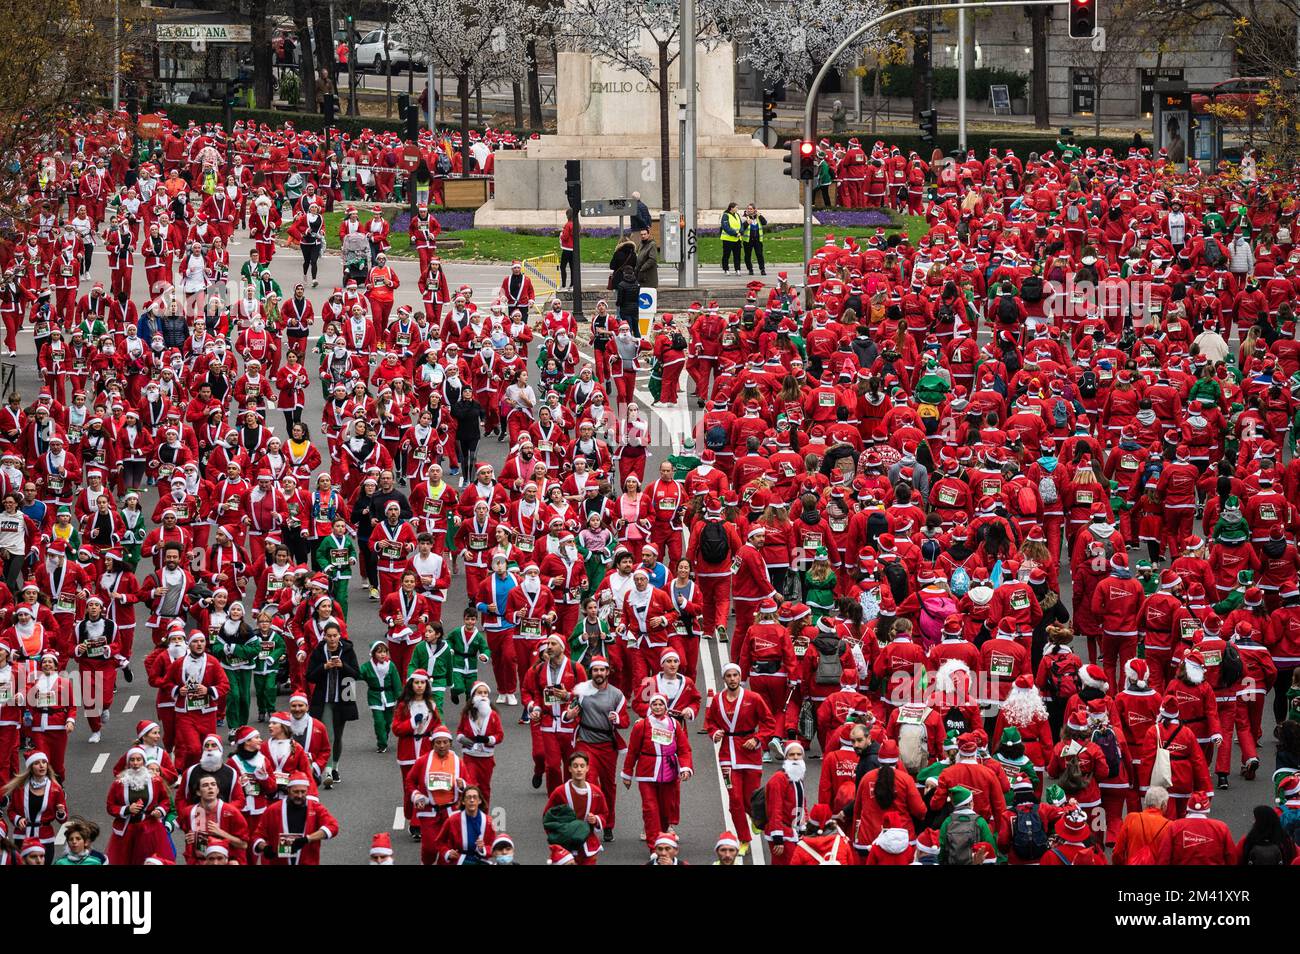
[803,547,837,622]
[315,515,358,621]
[916,731,960,790]
[1213,496,1251,546]
[446,607,491,705]
[568,596,615,667]
[252,611,289,723]
[359,640,403,753]
[48,505,81,555]
[991,727,1039,791]
[666,437,701,481]
[118,491,147,569]
[209,601,262,737]
[1201,195,1228,236]
[1213,569,1255,616]
[406,620,454,709]
[914,354,951,408]
[938,785,1000,863]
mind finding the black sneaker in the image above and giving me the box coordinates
[409,825,421,842]
[331,767,340,785]
[531,772,543,790]
[121,667,133,684]
[377,743,388,754]
[604,828,614,843]
[1216,773,1230,790]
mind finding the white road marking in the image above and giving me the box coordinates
[54,822,67,845]
[91,753,109,774]
[122,693,139,713]
[392,805,405,830]
[713,640,765,865]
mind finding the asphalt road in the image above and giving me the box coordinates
[40,238,1282,866]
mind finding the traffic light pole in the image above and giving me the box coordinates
[800,0,1068,266]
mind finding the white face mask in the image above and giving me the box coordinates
[783,759,806,783]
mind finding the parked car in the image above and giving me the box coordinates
[354,29,426,72]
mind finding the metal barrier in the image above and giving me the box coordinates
[522,253,561,298]
[0,361,15,399]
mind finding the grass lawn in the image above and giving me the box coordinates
[299,210,930,265]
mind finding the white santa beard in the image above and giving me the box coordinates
[268,738,291,761]
[199,751,223,771]
[1000,688,1048,727]
[121,767,151,788]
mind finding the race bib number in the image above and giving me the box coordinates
[989,653,1014,678]
[516,535,535,553]
[1201,648,1222,667]
[86,638,108,659]
[277,833,297,858]
[650,724,674,745]
[468,533,488,551]
[0,680,13,705]
[1076,490,1094,505]
[981,479,1000,496]
[412,447,427,461]
[331,548,349,567]
[426,771,452,793]
[267,579,285,592]
[938,487,958,507]
[185,693,207,712]
[1009,590,1030,611]
[897,704,928,726]
[818,391,836,407]
[1179,618,1201,638]
[422,497,443,518]
[274,771,289,788]
[520,617,542,638]
[55,594,76,613]
[1259,504,1277,521]
[658,497,677,512]
[380,542,403,560]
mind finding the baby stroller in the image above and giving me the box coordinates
[341,231,370,285]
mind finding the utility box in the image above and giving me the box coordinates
[661,212,682,263]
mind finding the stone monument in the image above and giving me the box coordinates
[477,37,801,229]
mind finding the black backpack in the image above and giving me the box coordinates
[699,521,731,564]
[1203,239,1224,267]
[1000,342,1022,378]
[1218,641,1244,688]
[997,295,1020,323]
[670,331,688,352]
[1077,369,1098,399]
[883,560,910,602]
[1011,802,1049,860]
[1020,275,1044,302]
[749,785,768,828]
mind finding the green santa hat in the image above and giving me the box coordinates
[949,786,974,809]
[999,727,1023,747]
[1044,784,1067,807]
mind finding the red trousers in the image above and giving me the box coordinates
[700,576,731,638]
[574,740,620,830]
[173,711,218,773]
[1099,634,1138,690]
[1145,647,1174,694]
[637,779,681,842]
[686,356,716,399]
[650,525,684,566]
[0,724,19,787]
[1237,695,1266,763]
[540,729,575,794]
[732,599,763,655]
[31,729,69,780]
[485,629,517,695]
[377,568,403,601]
[1214,697,1237,773]
[657,360,685,404]
[461,753,495,807]
[513,637,542,694]
[723,767,761,844]
[1099,786,1128,845]
[749,674,789,743]
[387,641,416,684]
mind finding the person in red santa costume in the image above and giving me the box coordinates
[251,771,339,865]
[454,681,503,806]
[621,691,693,845]
[104,745,171,865]
[178,771,251,865]
[165,631,229,772]
[406,726,464,864]
[1136,695,1212,818]
[705,662,775,854]
[1151,789,1239,863]
[542,749,609,865]
[764,739,811,865]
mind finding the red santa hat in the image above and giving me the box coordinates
[548,844,575,865]
[370,833,393,857]
[653,831,680,849]
[135,719,161,740]
[877,740,900,765]
[289,692,310,706]
[1079,664,1107,691]
[1186,791,1213,815]
[1124,658,1150,689]
[1159,696,1181,721]
[269,711,293,728]
[1058,808,1091,843]
[234,725,259,746]
[286,771,311,790]
[715,831,740,851]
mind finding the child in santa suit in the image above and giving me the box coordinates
[455,681,503,807]
[1040,803,1108,865]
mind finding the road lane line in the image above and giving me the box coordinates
[91,753,109,774]
[122,694,139,713]
[393,806,405,830]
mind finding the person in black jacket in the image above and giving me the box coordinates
[350,475,382,600]
[306,623,360,788]
[615,265,640,336]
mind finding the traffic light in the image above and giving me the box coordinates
[565,159,581,211]
[762,91,777,126]
[323,93,338,126]
[222,81,240,135]
[397,93,417,140]
[797,139,816,180]
[1069,0,1098,38]
[918,108,939,146]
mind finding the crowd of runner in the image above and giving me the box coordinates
[0,107,1297,866]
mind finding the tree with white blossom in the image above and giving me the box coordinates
[397,0,536,176]
[720,0,888,124]
[545,0,727,211]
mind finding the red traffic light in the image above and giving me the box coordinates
[798,140,815,157]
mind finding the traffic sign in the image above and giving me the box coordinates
[579,197,632,217]
[137,113,165,140]
[400,145,422,172]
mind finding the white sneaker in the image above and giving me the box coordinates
[495,694,507,704]
[88,731,101,743]
[506,694,518,706]
[101,709,110,725]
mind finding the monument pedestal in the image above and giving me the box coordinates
[476,45,802,229]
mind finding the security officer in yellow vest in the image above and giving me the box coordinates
[719,202,743,273]
[742,204,768,276]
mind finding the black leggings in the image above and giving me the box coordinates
[358,537,378,587]
[301,242,321,279]
[457,436,479,476]
[744,240,765,274]
[560,249,574,287]
[282,409,302,432]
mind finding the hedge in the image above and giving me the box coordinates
[860,65,1029,102]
